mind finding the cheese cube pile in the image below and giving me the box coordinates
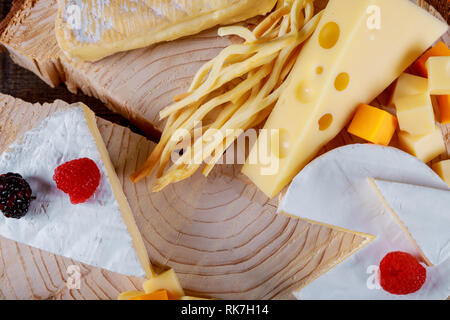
[389,42,450,165]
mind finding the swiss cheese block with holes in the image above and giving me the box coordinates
[242,0,448,198]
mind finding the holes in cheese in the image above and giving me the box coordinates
[334,72,350,91]
[319,22,340,49]
[395,93,436,136]
[316,66,324,75]
[296,81,315,103]
[426,56,450,95]
[318,114,333,131]
[347,104,397,146]
[271,129,291,159]
[398,126,445,163]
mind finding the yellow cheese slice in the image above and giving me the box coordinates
[143,268,185,298]
[242,0,448,198]
[55,0,277,61]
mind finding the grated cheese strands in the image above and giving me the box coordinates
[131,0,322,189]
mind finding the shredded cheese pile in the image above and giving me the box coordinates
[131,0,322,190]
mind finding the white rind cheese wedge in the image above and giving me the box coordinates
[370,179,450,266]
[0,104,151,278]
[55,0,277,61]
[280,144,450,299]
[242,0,448,198]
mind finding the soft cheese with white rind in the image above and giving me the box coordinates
[371,179,450,266]
[280,144,450,299]
[242,0,448,198]
[55,0,277,61]
[0,105,150,277]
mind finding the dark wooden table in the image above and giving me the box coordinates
[0,0,448,140]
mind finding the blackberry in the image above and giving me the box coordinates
[0,173,34,219]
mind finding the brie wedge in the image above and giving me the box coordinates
[281,144,450,299]
[55,0,277,61]
[0,104,151,278]
[370,179,450,266]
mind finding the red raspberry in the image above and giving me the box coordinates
[53,158,101,204]
[379,251,426,295]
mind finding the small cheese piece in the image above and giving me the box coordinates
[280,144,450,299]
[0,105,151,277]
[390,73,428,107]
[181,296,210,300]
[118,291,146,300]
[143,269,185,299]
[55,0,277,61]
[371,179,450,266]
[427,57,450,95]
[432,160,450,188]
[437,95,450,124]
[398,126,445,163]
[131,290,169,300]
[395,93,436,135]
[347,104,397,146]
[413,41,450,77]
[242,0,448,198]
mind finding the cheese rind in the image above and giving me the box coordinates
[347,104,397,146]
[395,93,435,135]
[55,0,277,61]
[280,144,450,299]
[427,57,450,95]
[242,0,448,198]
[0,105,150,277]
[432,160,450,188]
[371,179,450,266]
[398,126,445,163]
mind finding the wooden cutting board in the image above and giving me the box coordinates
[0,1,449,300]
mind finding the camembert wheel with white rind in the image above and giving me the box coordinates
[281,144,450,299]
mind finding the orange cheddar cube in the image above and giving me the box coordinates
[413,41,450,77]
[130,289,169,300]
[438,95,450,124]
[348,104,397,146]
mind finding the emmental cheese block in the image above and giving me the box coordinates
[242,0,448,198]
[55,0,277,61]
[280,144,450,299]
[0,103,151,278]
[370,179,450,266]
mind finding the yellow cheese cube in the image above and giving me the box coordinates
[390,73,428,107]
[143,269,185,299]
[427,57,450,95]
[347,104,397,146]
[432,160,450,188]
[398,126,445,163]
[118,291,146,300]
[395,93,435,135]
